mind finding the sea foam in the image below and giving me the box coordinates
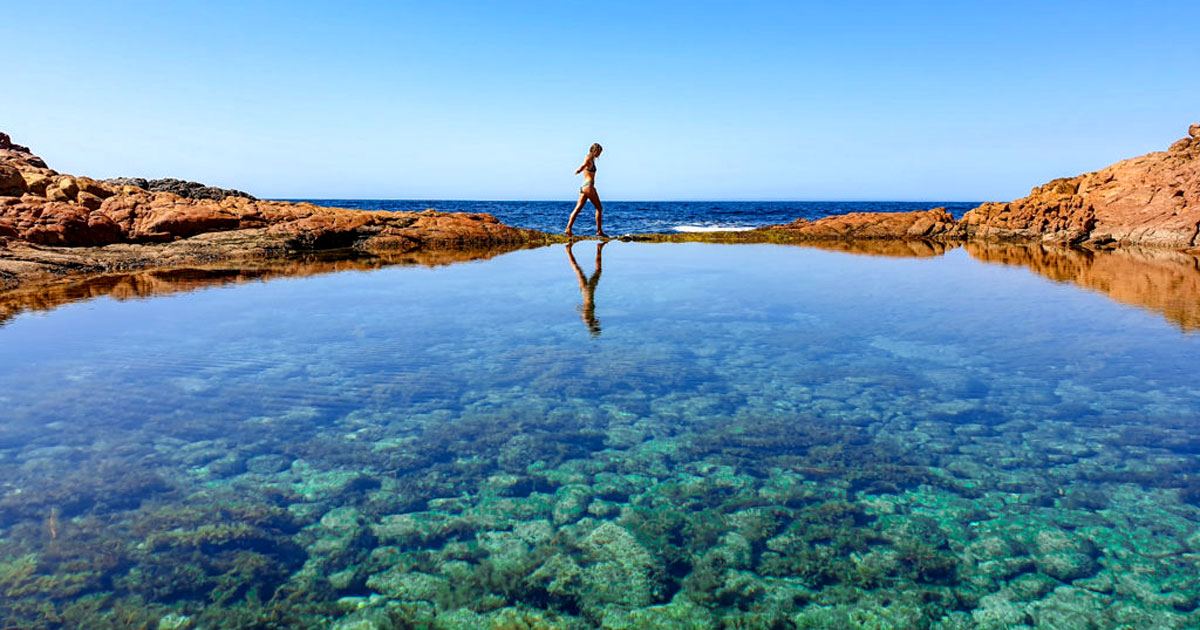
[672,224,756,233]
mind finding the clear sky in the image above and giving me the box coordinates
[3,1,1197,201]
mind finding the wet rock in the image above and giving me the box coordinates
[320,506,365,536]
[480,529,540,577]
[292,467,379,502]
[371,512,452,548]
[1185,528,1200,552]
[623,593,716,629]
[579,522,663,611]
[330,606,394,630]
[962,535,1034,586]
[553,484,592,525]
[528,553,585,599]
[588,498,621,519]
[328,566,362,591]
[1027,585,1110,630]
[484,472,532,497]
[971,593,1029,630]
[1033,529,1101,582]
[246,453,291,475]
[365,568,448,603]
[157,613,192,630]
[205,454,246,477]
[1006,572,1061,602]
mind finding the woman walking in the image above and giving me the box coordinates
[566,143,607,237]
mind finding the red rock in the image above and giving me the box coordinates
[19,202,122,246]
[960,124,1200,249]
[0,165,24,196]
[770,208,959,240]
[133,198,243,241]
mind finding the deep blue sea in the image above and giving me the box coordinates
[285,200,980,234]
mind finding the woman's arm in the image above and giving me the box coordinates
[575,157,591,175]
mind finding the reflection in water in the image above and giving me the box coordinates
[798,238,955,259]
[566,241,605,336]
[965,242,1200,331]
[5,239,1200,336]
[0,246,525,327]
[2,242,1200,628]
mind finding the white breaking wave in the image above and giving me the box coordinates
[672,224,756,233]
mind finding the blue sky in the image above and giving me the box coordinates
[3,1,1197,201]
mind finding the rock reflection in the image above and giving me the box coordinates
[0,246,528,326]
[566,241,605,337]
[798,238,955,258]
[965,242,1200,331]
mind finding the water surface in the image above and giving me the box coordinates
[1,242,1198,629]
[287,199,981,235]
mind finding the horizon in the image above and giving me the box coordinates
[276,197,985,203]
[3,2,1198,201]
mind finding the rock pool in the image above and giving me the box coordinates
[1,242,1198,629]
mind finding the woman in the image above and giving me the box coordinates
[566,143,607,237]
[566,240,605,337]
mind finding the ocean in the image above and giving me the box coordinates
[286,200,981,235]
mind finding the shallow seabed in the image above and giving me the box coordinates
[1,242,1199,630]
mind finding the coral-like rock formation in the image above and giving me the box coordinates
[960,124,1200,248]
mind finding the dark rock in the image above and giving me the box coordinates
[0,132,32,154]
[103,176,257,201]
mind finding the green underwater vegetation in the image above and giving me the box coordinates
[1,243,1200,628]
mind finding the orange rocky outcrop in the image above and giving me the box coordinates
[959,124,1200,249]
[0,132,538,251]
[769,207,959,240]
[0,132,552,288]
[3,125,1200,289]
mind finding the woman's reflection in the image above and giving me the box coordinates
[566,241,606,337]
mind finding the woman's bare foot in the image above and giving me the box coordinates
[596,230,609,239]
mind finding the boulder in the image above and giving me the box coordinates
[770,207,959,240]
[0,165,24,196]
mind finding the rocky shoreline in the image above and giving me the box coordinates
[2,125,1198,291]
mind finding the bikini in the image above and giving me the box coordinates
[580,159,597,192]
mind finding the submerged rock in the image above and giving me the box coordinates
[1032,529,1101,582]
[580,522,663,611]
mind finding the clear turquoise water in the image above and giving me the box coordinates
[1,242,1198,629]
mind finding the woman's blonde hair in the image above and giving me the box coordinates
[589,143,603,157]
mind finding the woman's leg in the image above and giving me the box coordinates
[566,191,588,235]
[587,188,606,236]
